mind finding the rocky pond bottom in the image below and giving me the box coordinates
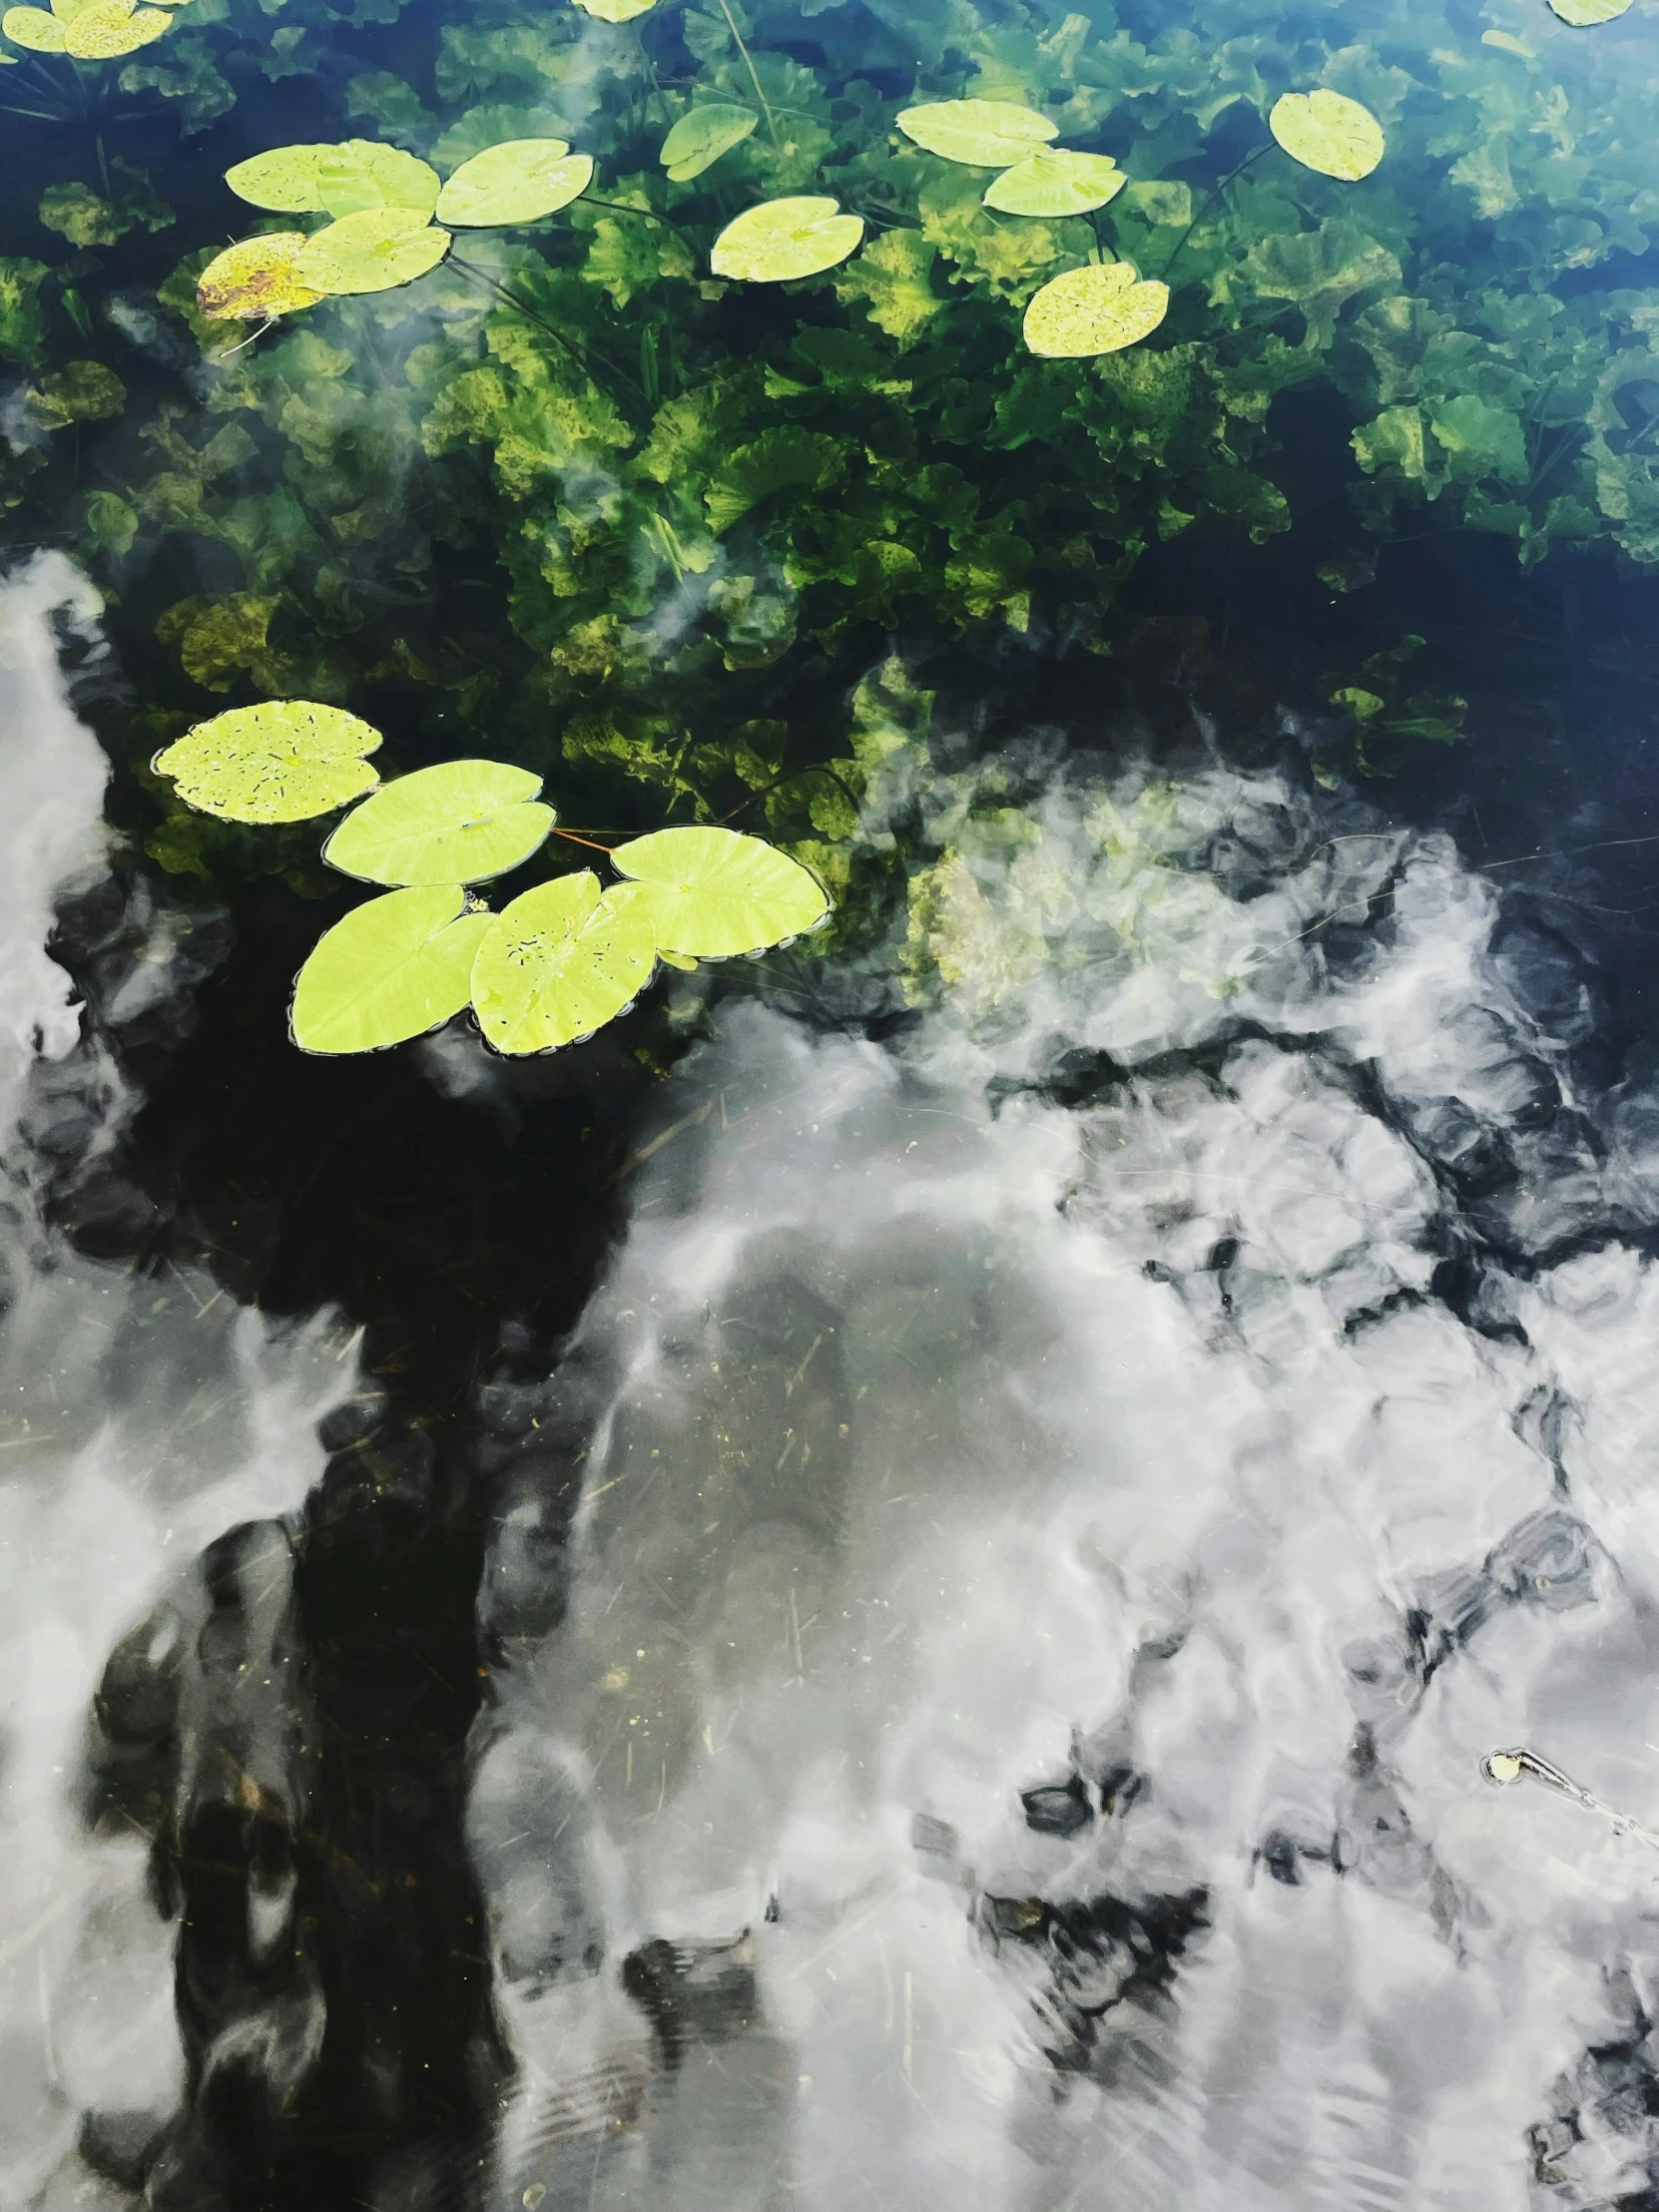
[7,564,1659,2211]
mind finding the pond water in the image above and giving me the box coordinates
[4,0,1659,2204]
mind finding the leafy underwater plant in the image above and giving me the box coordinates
[152,702,830,1053]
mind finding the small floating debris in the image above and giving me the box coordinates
[1482,1745,1659,1856]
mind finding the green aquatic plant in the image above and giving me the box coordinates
[2,0,186,61]
[154,699,830,1053]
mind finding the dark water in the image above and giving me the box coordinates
[7,0,1659,2205]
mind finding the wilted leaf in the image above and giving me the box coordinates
[291,885,491,1055]
[710,196,863,281]
[323,759,555,884]
[197,233,324,320]
[982,149,1126,218]
[1268,90,1384,182]
[25,360,125,427]
[153,700,381,823]
[659,104,758,183]
[1022,261,1169,357]
[608,826,829,954]
[896,98,1057,167]
[295,208,451,296]
[434,140,593,225]
[471,870,658,1053]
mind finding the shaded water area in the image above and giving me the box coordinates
[9,0,1659,2204]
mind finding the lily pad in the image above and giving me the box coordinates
[1022,260,1169,357]
[608,826,829,956]
[63,0,169,56]
[197,234,324,321]
[710,196,864,282]
[572,0,658,17]
[434,140,594,226]
[895,98,1057,168]
[291,885,492,1056]
[659,104,758,183]
[153,700,382,824]
[227,140,440,218]
[982,149,1126,218]
[1547,0,1633,20]
[295,208,451,297]
[2,7,66,49]
[1268,90,1385,182]
[323,760,555,885]
[470,871,658,1054]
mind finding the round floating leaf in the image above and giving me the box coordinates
[471,871,658,1054]
[51,0,103,22]
[3,7,65,48]
[434,141,593,226]
[659,104,758,183]
[323,760,555,885]
[982,149,1126,218]
[710,196,864,282]
[153,700,381,824]
[313,141,441,218]
[295,208,451,297]
[572,0,657,17]
[63,0,169,55]
[226,143,335,214]
[609,826,829,956]
[1268,90,1384,182]
[1022,260,1169,357]
[197,234,324,321]
[1547,0,1633,20]
[291,885,491,1056]
[895,98,1057,168]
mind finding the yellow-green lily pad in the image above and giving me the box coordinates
[710,196,863,282]
[1022,260,1169,357]
[226,140,440,219]
[572,0,656,16]
[1547,0,1633,20]
[1268,90,1385,182]
[471,871,658,1053]
[3,4,64,46]
[295,208,451,297]
[608,826,829,956]
[983,148,1126,218]
[63,0,169,56]
[323,759,555,885]
[291,885,492,1055]
[660,104,758,183]
[895,98,1057,168]
[153,700,382,824]
[196,234,324,321]
[434,140,593,226]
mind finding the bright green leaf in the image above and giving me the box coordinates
[896,99,1057,168]
[572,0,656,16]
[227,140,440,219]
[608,826,829,955]
[63,0,169,56]
[1547,0,1633,20]
[434,141,593,226]
[982,149,1126,218]
[1268,90,1385,182]
[295,208,451,297]
[471,870,658,1053]
[710,196,863,282]
[291,885,491,1055]
[1022,261,1169,357]
[323,759,555,884]
[153,700,382,824]
[659,104,758,183]
[3,7,66,50]
[226,144,337,214]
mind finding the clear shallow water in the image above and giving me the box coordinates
[7,0,1659,2202]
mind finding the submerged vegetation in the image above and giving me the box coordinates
[0,0,1654,1045]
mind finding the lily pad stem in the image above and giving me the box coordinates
[715,0,780,147]
[549,825,619,854]
[719,762,861,824]
[449,256,648,403]
[1158,142,1271,280]
[579,194,689,236]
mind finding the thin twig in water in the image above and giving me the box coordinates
[715,0,780,146]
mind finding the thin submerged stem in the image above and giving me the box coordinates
[1158,142,1272,281]
[448,255,649,404]
[715,0,780,147]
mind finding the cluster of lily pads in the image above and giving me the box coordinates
[2,0,184,61]
[151,703,829,1054]
[197,137,596,320]
[195,87,1392,359]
